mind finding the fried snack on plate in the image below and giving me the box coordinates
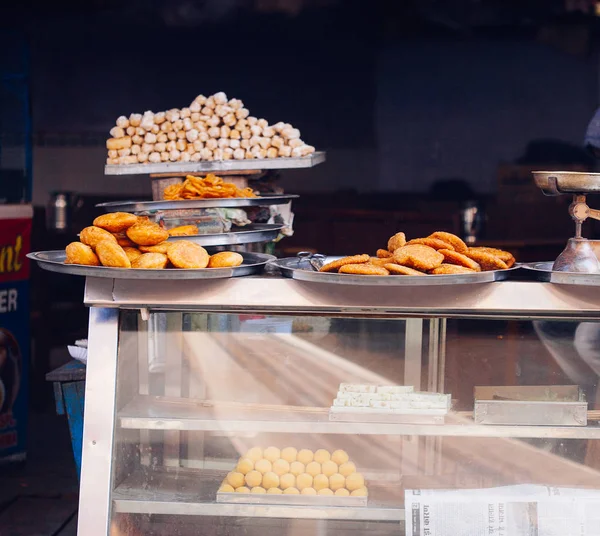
[465,250,508,271]
[93,212,139,233]
[319,254,370,273]
[369,257,391,267]
[139,242,169,254]
[393,244,444,271]
[123,247,143,263]
[132,252,169,269]
[163,174,256,200]
[168,225,199,237]
[65,242,100,266]
[339,264,389,276]
[167,241,210,269]
[126,222,169,246]
[79,226,117,249]
[438,249,481,272]
[385,263,426,276]
[468,247,515,267]
[430,264,476,275]
[112,232,136,248]
[428,232,468,253]
[407,237,454,251]
[376,249,392,259]
[96,240,131,268]
[208,251,244,268]
[387,232,406,252]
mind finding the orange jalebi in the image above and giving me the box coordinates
[163,174,257,200]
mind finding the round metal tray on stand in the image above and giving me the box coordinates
[521,262,600,286]
[28,251,274,280]
[166,224,285,247]
[270,257,515,286]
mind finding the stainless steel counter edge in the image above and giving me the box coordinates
[84,278,600,317]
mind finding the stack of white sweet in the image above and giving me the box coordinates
[106,92,316,165]
[331,384,451,413]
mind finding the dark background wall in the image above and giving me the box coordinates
[20,3,599,204]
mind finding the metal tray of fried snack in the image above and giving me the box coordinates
[166,224,285,247]
[216,491,367,507]
[533,171,600,196]
[104,152,326,175]
[27,251,274,280]
[96,195,298,212]
[521,261,600,286]
[271,257,515,286]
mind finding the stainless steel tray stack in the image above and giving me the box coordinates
[99,154,326,252]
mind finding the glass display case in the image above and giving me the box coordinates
[78,276,600,535]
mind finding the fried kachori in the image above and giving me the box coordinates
[464,250,508,271]
[95,240,131,268]
[387,232,406,252]
[139,242,169,254]
[384,263,426,276]
[208,251,244,268]
[126,222,169,246]
[123,247,143,263]
[65,242,100,266]
[167,241,210,269]
[339,264,389,276]
[79,226,117,250]
[393,244,444,271]
[132,252,169,269]
[407,237,454,251]
[438,249,481,272]
[319,254,370,273]
[430,264,476,275]
[93,212,139,233]
[428,232,468,254]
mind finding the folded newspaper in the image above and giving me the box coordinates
[405,485,600,536]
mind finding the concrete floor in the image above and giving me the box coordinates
[0,409,79,535]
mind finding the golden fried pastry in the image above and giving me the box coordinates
[368,257,391,267]
[465,250,508,271]
[393,244,444,271]
[438,249,481,272]
[168,225,199,237]
[96,240,131,268]
[93,212,139,233]
[468,247,515,267]
[65,242,100,266]
[208,251,244,268]
[123,247,143,263]
[430,264,476,275]
[387,232,406,252]
[407,237,454,251]
[112,232,136,248]
[376,249,392,258]
[139,242,169,254]
[167,241,210,269]
[132,252,168,269]
[126,222,169,246]
[339,264,389,276]
[384,263,426,276]
[79,226,117,250]
[319,254,370,273]
[428,232,468,253]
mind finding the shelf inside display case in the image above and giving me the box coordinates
[113,467,404,522]
[118,396,600,439]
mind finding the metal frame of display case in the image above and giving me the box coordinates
[77,277,600,534]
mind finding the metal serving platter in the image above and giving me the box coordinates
[105,152,326,175]
[271,257,514,286]
[167,224,284,247]
[521,261,600,286]
[533,171,600,196]
[96,195,298,212]
[27,251,274,280]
